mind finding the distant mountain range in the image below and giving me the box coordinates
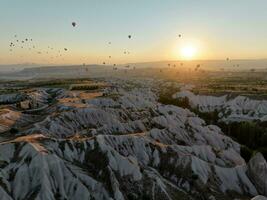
[0,59,267,80]
[1,59,267,72]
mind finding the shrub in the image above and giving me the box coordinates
[257,147,267,160]
[191,173,199,180]
[240,145,253,162]
[9,128,19,134]
[71,85,99,91]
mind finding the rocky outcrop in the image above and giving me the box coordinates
[251,195,267,200]
[173,90,267,123]
[0,78,265,199]
[248,153,267,196]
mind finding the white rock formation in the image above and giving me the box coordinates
[173,90,267,123]
[0,78,266,199]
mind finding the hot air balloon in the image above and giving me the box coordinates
[195,64,201,71]
[128,35,131,39]
[72,22,76,27]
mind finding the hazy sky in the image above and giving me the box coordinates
[1,0,267,65]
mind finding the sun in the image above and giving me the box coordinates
[181,45,197,59]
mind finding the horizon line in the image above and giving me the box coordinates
[1,58,267,67]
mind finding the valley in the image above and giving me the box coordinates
[0,73,266,200]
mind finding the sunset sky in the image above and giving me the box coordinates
[1,0,267,65]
